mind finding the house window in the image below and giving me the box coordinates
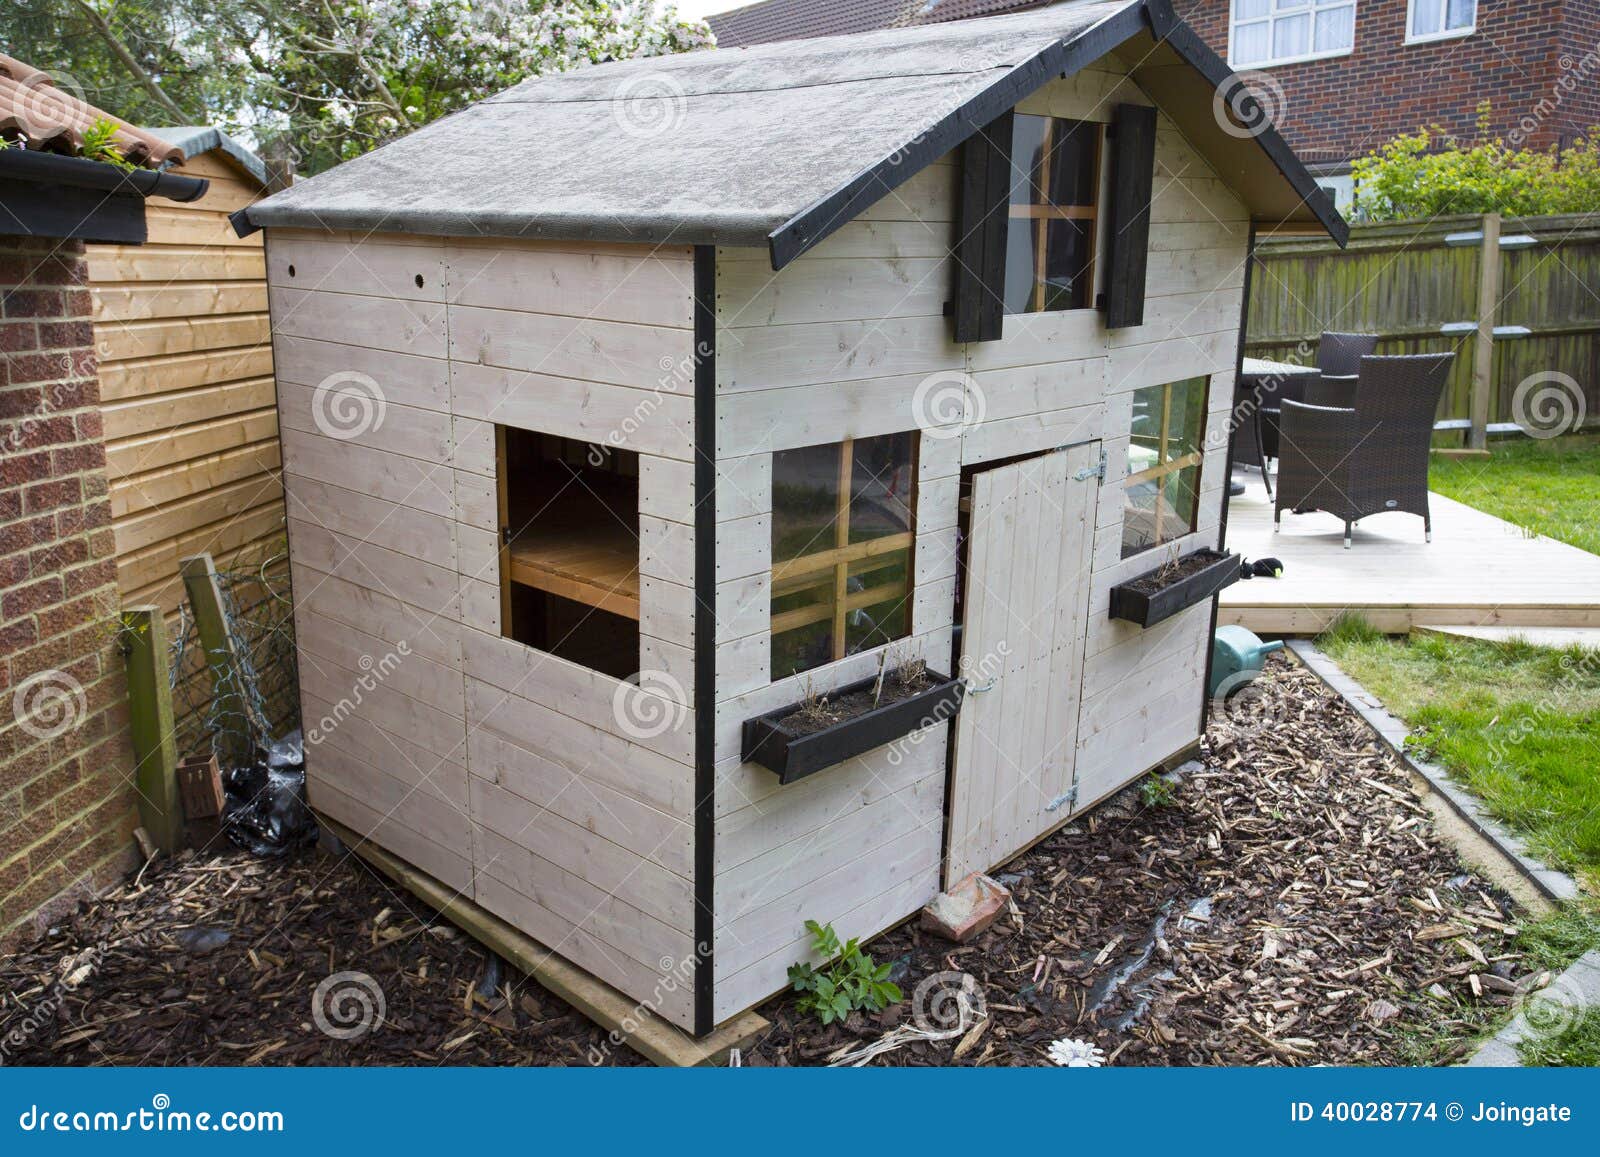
[497,428,640,680]
[770,433,916,679]
[1003,114,1101,314]
[1230,0,1356,67]
[1406,0,1475,43]
[1122,378,1206,558]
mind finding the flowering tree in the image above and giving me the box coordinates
[2,1,714,173]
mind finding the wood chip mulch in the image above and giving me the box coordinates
[0,655,1539,1067]
[743,655,1535,1067]
[0,850,644,1066]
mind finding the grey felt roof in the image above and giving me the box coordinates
[239,0,1343,262]
[146,125,269,185]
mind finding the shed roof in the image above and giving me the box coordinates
[238,0,1345,265]
[0,53,184,168]
[147,125,269,186]
[709,0,922,48]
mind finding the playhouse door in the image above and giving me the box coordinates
[944,443,1099,887]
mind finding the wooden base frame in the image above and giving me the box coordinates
[319,816,768,1065]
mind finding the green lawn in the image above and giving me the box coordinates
[1430,434,1600,557]
[1317,617,1600,1064]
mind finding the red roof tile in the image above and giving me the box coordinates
[0,53,183,168]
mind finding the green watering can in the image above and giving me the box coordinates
[1209,625,1284,697]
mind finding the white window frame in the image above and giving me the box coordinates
[1404,0,1476,45]
[1228,0,1358,69]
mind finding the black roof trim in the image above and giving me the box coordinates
[1142,0,1347,246]
[766,1,1144,269]
[0,147,209,204]
[765,0,1346,268]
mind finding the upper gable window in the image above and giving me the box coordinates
[1406,0,1475,43]
[1230,0,1356,67]
[1003,114,1102,315]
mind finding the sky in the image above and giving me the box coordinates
[670,0,753,21]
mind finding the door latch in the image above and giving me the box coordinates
[1046,784,1078,812]
[1072,450,1107,483]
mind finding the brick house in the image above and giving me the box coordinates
[711,0,1600,206]
[0,64,208,947]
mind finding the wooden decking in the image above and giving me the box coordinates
[1220,482,1600,634]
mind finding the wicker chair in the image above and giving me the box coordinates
[1274,352,1454,548]
[1317,331,1380,377]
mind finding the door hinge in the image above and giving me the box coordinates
[1046,783,1078,813]
[1072,450,1106,483]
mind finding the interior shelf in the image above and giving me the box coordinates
[504,476,640,620]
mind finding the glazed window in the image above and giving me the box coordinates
[1406,0,1474,43]
[1003,114,1102,315]
[770,433,916,680]
[497,428,640,680]
[1122,378,1206,558]
[1230,0,1356,67]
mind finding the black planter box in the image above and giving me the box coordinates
[1109,548,1240,628]
[741,671,966,785]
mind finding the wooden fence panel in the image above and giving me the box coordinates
[1245,212,1600,433]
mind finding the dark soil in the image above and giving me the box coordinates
[1,656,1537,1068]
[778,664,934,736]
[1123,548,1229,594]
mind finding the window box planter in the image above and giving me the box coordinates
[741,669,965,785]
[1109,548,1239,628]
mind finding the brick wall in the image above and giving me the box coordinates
[1177,0,1586,167]
[1,235,140,948]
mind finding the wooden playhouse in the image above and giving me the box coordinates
[234,0,1344,1037]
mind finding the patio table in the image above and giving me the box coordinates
[1235,358,1320,498]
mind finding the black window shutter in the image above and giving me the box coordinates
[953,110,1013,343]
[1104,103,1157,330]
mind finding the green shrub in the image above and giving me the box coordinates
[1350,104,1600,222]
[787,919,901,1025]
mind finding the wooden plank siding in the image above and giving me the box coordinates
[708,60,1247,1023]
[267,230,702,1030]
[89,149,283,617]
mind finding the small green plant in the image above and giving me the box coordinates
[787,919,901,1025]
[1139,774,1176,809]
[79,118,135,172]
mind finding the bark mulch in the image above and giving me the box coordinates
[0,849,643,1066]
[743,655,1534,1066]
[0,655,1538,1067]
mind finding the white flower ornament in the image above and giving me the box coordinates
[1047,1038,1106,1067]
